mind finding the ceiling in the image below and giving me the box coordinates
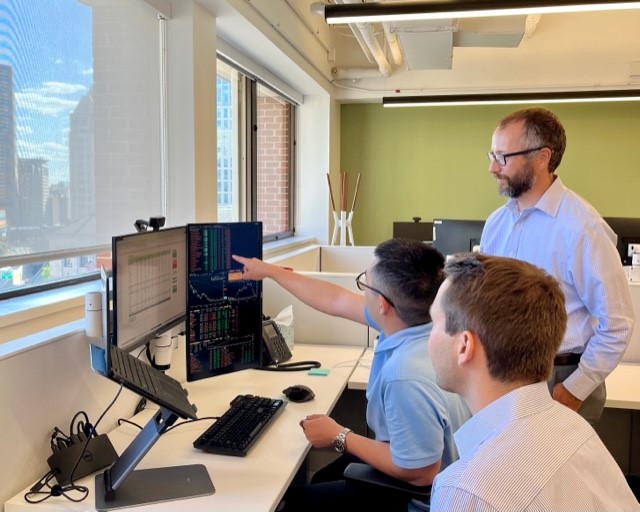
[197,0,640,103]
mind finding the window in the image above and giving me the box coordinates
[216,58,295,240]
[0,0,163,297]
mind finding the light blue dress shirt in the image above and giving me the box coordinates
[480,176,635,400]
[430,382,640,511]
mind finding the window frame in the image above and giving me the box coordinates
[217,53,297,242]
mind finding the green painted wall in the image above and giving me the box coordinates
[339,102,640,246]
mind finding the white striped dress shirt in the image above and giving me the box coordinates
[430,382,640,512]
[480,177,635,400]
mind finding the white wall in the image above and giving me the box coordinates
[0,325,142,505]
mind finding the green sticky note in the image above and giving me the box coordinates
[308,367,330,376]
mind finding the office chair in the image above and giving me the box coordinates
[343,462,432,504]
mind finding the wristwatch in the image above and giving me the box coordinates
[333,427,352,453]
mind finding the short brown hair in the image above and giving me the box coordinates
[498,107,566,173]
[441,253,566,383]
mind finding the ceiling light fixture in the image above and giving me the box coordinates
[382,89,640,107]
[315,1,640,24]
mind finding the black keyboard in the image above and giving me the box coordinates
[193,394,286,456]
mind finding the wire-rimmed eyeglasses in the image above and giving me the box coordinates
[355,271,395,307]
[487,146,546,167]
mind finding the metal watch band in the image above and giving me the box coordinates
[333,427,352,453]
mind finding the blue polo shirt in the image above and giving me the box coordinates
[365,309,470,472]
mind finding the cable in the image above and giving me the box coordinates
[117,418,144,430]
[257,360,322,372]
[116,415,219,433]
[165,416,219,433]
[24,383,124,505]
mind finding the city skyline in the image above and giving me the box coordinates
[2,0,92,185]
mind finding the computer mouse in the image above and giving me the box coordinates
[283,384,315,403]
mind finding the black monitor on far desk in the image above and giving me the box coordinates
[432,218,485,257]
[393,219,433,242]
[603,217,640,266]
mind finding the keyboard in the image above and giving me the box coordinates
[193,394,286,456]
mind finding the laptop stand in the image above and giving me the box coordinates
[95,406,214,511]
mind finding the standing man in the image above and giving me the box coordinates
[480,107,635,424]
[428,253,639,511]
[234,238,470,511]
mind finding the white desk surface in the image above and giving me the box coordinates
[348,349,640,411]
[5,344,365,512]
[348,347,373,391]
[603,363,640,410]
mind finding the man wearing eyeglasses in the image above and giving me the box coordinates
[233,239,470,511]
[481,107,635,425]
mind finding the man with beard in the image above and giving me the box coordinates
[480,107,634,425]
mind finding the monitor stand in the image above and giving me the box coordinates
[95,407,214,511]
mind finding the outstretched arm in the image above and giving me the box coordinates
[232,255,366,324]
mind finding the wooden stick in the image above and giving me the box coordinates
[326,173,336,213]
[350,172,361,212]
[341,172,348,211]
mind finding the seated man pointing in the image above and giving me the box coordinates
[234,238,470,511]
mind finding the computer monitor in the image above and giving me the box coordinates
[432,218,485,258]
[602,217,640,266]
[111,226,187,352]
[186,222,263,382]
[393,220,433,242]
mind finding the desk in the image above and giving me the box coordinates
[602,363,640,410]
[348,350,640,411]
[5,344,364,512]
[348,347,372,391]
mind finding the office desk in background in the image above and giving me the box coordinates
[4,344,365,512]
[348,348,640,410]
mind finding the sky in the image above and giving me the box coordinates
[1,0,92,184]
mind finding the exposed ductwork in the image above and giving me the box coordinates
[337,0,392,77]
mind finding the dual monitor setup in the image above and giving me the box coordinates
[394,216,640,266]
[90,221,265,510]
[110,222,264,381]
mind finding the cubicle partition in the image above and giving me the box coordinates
[622,281,640,363]
[264,245,377,347]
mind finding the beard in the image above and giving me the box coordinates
[496,159,534,198]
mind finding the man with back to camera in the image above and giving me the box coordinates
[480,107,635,424]
[233,238,471,511]
[427,252,640,511]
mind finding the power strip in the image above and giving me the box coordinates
[47,434,118,486]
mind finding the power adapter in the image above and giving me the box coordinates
[47,433,118,486]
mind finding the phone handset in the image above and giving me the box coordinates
[262,319,292,366]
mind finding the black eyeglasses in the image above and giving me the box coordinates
[355,271,395,308]
[487,146,546,167]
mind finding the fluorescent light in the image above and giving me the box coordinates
[382,90,640,107]
[322,1,640,24]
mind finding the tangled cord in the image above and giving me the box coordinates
[24,384,124,504]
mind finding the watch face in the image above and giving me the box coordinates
[333,428,350,453]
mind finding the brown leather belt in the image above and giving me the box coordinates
[554,352,582,366]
